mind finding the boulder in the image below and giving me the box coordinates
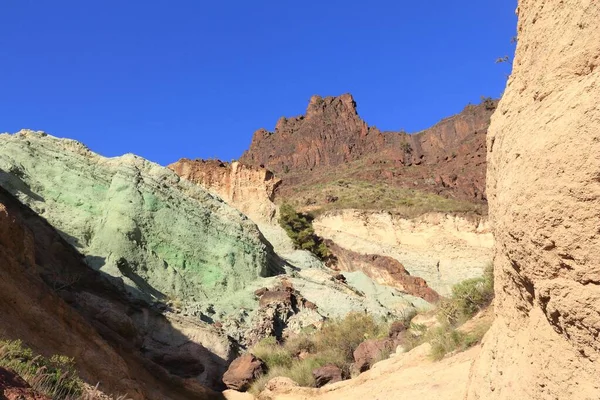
[312,364,343,387]
[222,354,265,392]
[388,320,407,339]
[352,339,394,373]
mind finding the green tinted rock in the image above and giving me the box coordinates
[0,130,279,302]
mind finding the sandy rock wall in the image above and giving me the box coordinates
[313,210,493,296]
[169,159,281,224]
[467,1,600,399]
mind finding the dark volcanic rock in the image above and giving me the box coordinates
[312,364,343,387]
[222,354,265,391]
[352,339,395,373]
[240,94,496,203]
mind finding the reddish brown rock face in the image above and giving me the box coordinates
[240,94,496,202]
[222,354,265,392]
[325,239,440,303]
[0,367,51,400]
[312,364,343,387]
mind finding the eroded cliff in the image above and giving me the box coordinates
[240,94,496,204]
[467,1,600,398]
[313,210,493,296]
[168,159,281,224]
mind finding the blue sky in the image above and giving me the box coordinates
[1,1,516,165]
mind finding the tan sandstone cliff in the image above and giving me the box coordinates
[169,159,281,224]
[467,0,600,399]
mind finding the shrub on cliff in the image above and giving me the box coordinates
[278,203,330,260]
[0,339,83,399]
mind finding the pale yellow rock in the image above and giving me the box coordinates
[313,210,493,295]
[467,0,600,399]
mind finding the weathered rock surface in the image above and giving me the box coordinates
[314,210,493,295]
[312,365,343,388]
[240,94,496,203]
[0,367,51,400]
[467,1,600,399]
[325,239,439,303]
[222,354,265,392]
[169,159,281,224]
[0,130,281,304]
[352,339,395,373]
[0,186,221,399]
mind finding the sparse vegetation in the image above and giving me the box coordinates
[403,265,494,360]
[249,313,390,394]
[0,339,83,399]
[285,178,485,218]
[0,339,129,399]
[438,264,494,325]
[278,203,330,260]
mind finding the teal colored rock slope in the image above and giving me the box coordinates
[0,130,280,301]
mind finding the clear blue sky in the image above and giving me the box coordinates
[1,1,516,165]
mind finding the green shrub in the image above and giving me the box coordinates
[251,337,294,369]
[0,339,83,399]
[278,203,330,260]
[400,267,494,360]
[249,313,390,392]
[439,264,494,325]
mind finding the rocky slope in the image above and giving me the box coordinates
[240,94,496,204]
[0,186,223,399]
[0,130,430,352]
[169,159,281,224]
[255,343,480,400]
[313,210,493,296]
[467,1,600,399]
[0,130,281,305]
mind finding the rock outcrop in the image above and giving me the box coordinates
[169,159,281,224]
[222,354,265,392]
[314,210,493,296]
[0,186,222,399]
[0,130,282,305]
[467,1,600,399]
[325,240,439,303]
[240,94,496,202]
[312,365,343,388]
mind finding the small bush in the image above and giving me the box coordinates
[278,203,330,260]
[0,339,83,399]
[251,337,294,369]
[248,313,389,393]
[400,267,494,360]
[438,265,494,325]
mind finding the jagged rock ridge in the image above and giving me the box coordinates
[240,94,496,202]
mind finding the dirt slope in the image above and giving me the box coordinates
[467,0,600,399]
